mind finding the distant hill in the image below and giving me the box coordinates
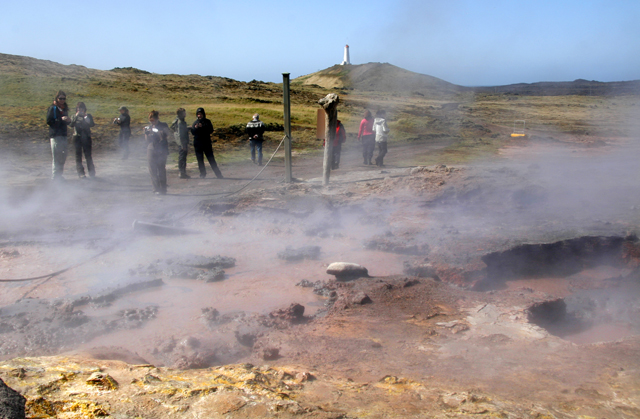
[294,63,468,96]
[294,62,640,97]
[0,53,107,77]
[474,79,640,96]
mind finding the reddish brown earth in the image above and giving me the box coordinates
[1,132,640,418]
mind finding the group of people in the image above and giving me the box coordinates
[357,109,389,167]
[46,90,130,182]
[326,109,390,170]
[45,90,268,195]
[46,89,391,193]
[46,90,96,180]
[136,107,226,195]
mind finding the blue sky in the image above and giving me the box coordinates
[2,0,638,86]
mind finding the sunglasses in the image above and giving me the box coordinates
[58,97,66,100]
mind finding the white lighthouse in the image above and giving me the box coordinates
[340,44,351,65]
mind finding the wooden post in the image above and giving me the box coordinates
[282,73,292,183]
[319,93,339,186]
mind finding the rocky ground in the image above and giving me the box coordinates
[1,132,640,418]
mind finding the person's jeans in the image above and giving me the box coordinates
[375,141,387,166]
[147,145,168,193]
[194,140,223,178]
[178,141,188,175]
[74,135,95,177]
[361,135,375,164]
[50,136,67,178]
[118,129,130,159]
[250,139,263,165]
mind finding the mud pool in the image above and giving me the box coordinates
[1,139,640,418]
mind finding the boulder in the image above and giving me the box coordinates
[270,303,305,323]
[351,292,372,305]
[197,267,225,282]
[326,262,369,280]
[402,261,439,279]
[0,378,25,419]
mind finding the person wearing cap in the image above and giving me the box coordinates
[46,90,71,180]
[113,106,131,160]
[171,108,191,179]
[245,113,266,166]
[69,102,96,178]
[190,107,223,179]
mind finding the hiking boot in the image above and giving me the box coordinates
[179,173,191,179]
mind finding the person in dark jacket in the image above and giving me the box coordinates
[144,110,171,194]
[190,107,223,179]
[113,106,131,160]
[332,120,346,170]
[171,108,191,179]
[245,113,266,165]
[46,90,70,180]
[69,102,96,178]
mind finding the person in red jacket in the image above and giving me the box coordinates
[357,110,375,165]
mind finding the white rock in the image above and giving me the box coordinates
[326,262,369,279]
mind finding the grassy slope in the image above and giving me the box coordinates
[1,53,638,167]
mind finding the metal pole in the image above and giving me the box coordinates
[282,73,292,183]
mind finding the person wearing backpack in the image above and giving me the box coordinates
[46,90,71,180]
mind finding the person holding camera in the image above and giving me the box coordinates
[113,106,131,160]
[144,110,171,194]
[46,90,71,180]
[69,102,96,178]
[190,107,223,179]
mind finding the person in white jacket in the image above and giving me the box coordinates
[373,109,389,166]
